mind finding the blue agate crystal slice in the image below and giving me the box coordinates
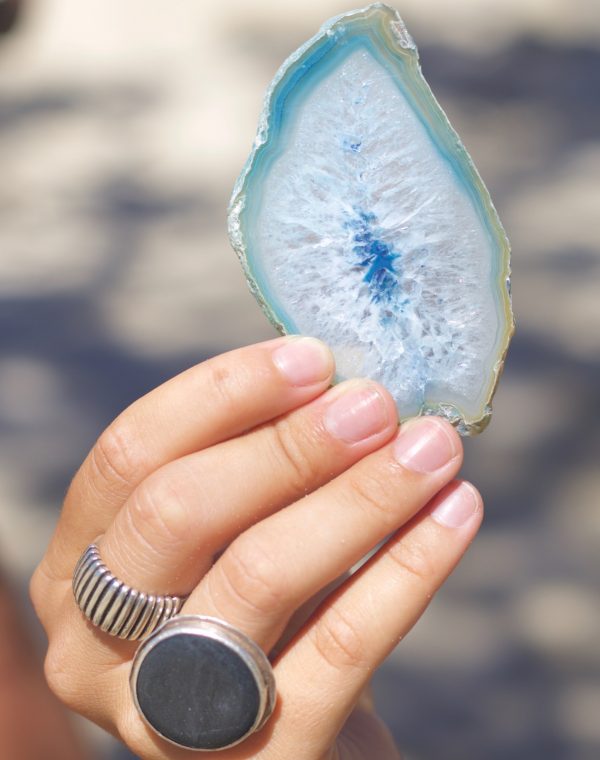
[228,3,514,435]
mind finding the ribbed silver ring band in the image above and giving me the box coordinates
[72,543,186,641]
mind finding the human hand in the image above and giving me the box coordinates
[31,336,482,760]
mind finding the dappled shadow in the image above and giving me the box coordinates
[0,292,208,503]
[0,84,159,133]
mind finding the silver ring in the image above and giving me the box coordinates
[130,615,276,751]
[72,542,186,641]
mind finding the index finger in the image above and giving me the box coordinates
[45,336,335,577]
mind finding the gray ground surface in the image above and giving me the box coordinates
[1,2,599,758]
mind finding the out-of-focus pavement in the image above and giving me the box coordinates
[0,1,599,758]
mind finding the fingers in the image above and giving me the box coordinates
[95,379,399,595]
[271,480,483,757]
[33,390,481,760]
[184,416,462,650]
[44,336,335,578]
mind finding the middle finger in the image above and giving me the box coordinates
[98,379,398,597]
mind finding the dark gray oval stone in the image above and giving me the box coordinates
[135,633,260,750]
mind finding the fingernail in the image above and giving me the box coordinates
[393,418,457,473]
[324,384,389,443]
[430,482,479,528]
[272,337,333,387]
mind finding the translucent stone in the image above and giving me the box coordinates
[228,3,514,435]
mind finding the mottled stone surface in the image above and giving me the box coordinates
[136,634,259,750]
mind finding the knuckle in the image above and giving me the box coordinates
[29,564,47,613]
[387,538,435,586]
[116,708,154,759]
[44,639,81,708]
[345,466,402,527]
[29,561,64,631]
[204,361,244,416]
[312,606,367,671]
[91,417,147,493]
[201,354,274,417]
[129,473,190,548]
[218,537,286,617]
[270,417,322,492]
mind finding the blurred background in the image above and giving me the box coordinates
[0,0,598,758]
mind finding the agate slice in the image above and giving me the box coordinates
[228,3,514,434]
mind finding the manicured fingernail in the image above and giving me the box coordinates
[272,337,333,387]
[393,418,457,473]
[324,384,389,443]
[430,482,479,528]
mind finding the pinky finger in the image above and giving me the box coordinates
[271,480,483,757]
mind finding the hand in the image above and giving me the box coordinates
[31,336,483,760]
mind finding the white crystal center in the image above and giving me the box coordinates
[255,47,501,418]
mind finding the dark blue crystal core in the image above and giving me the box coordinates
[349,209,400,304]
